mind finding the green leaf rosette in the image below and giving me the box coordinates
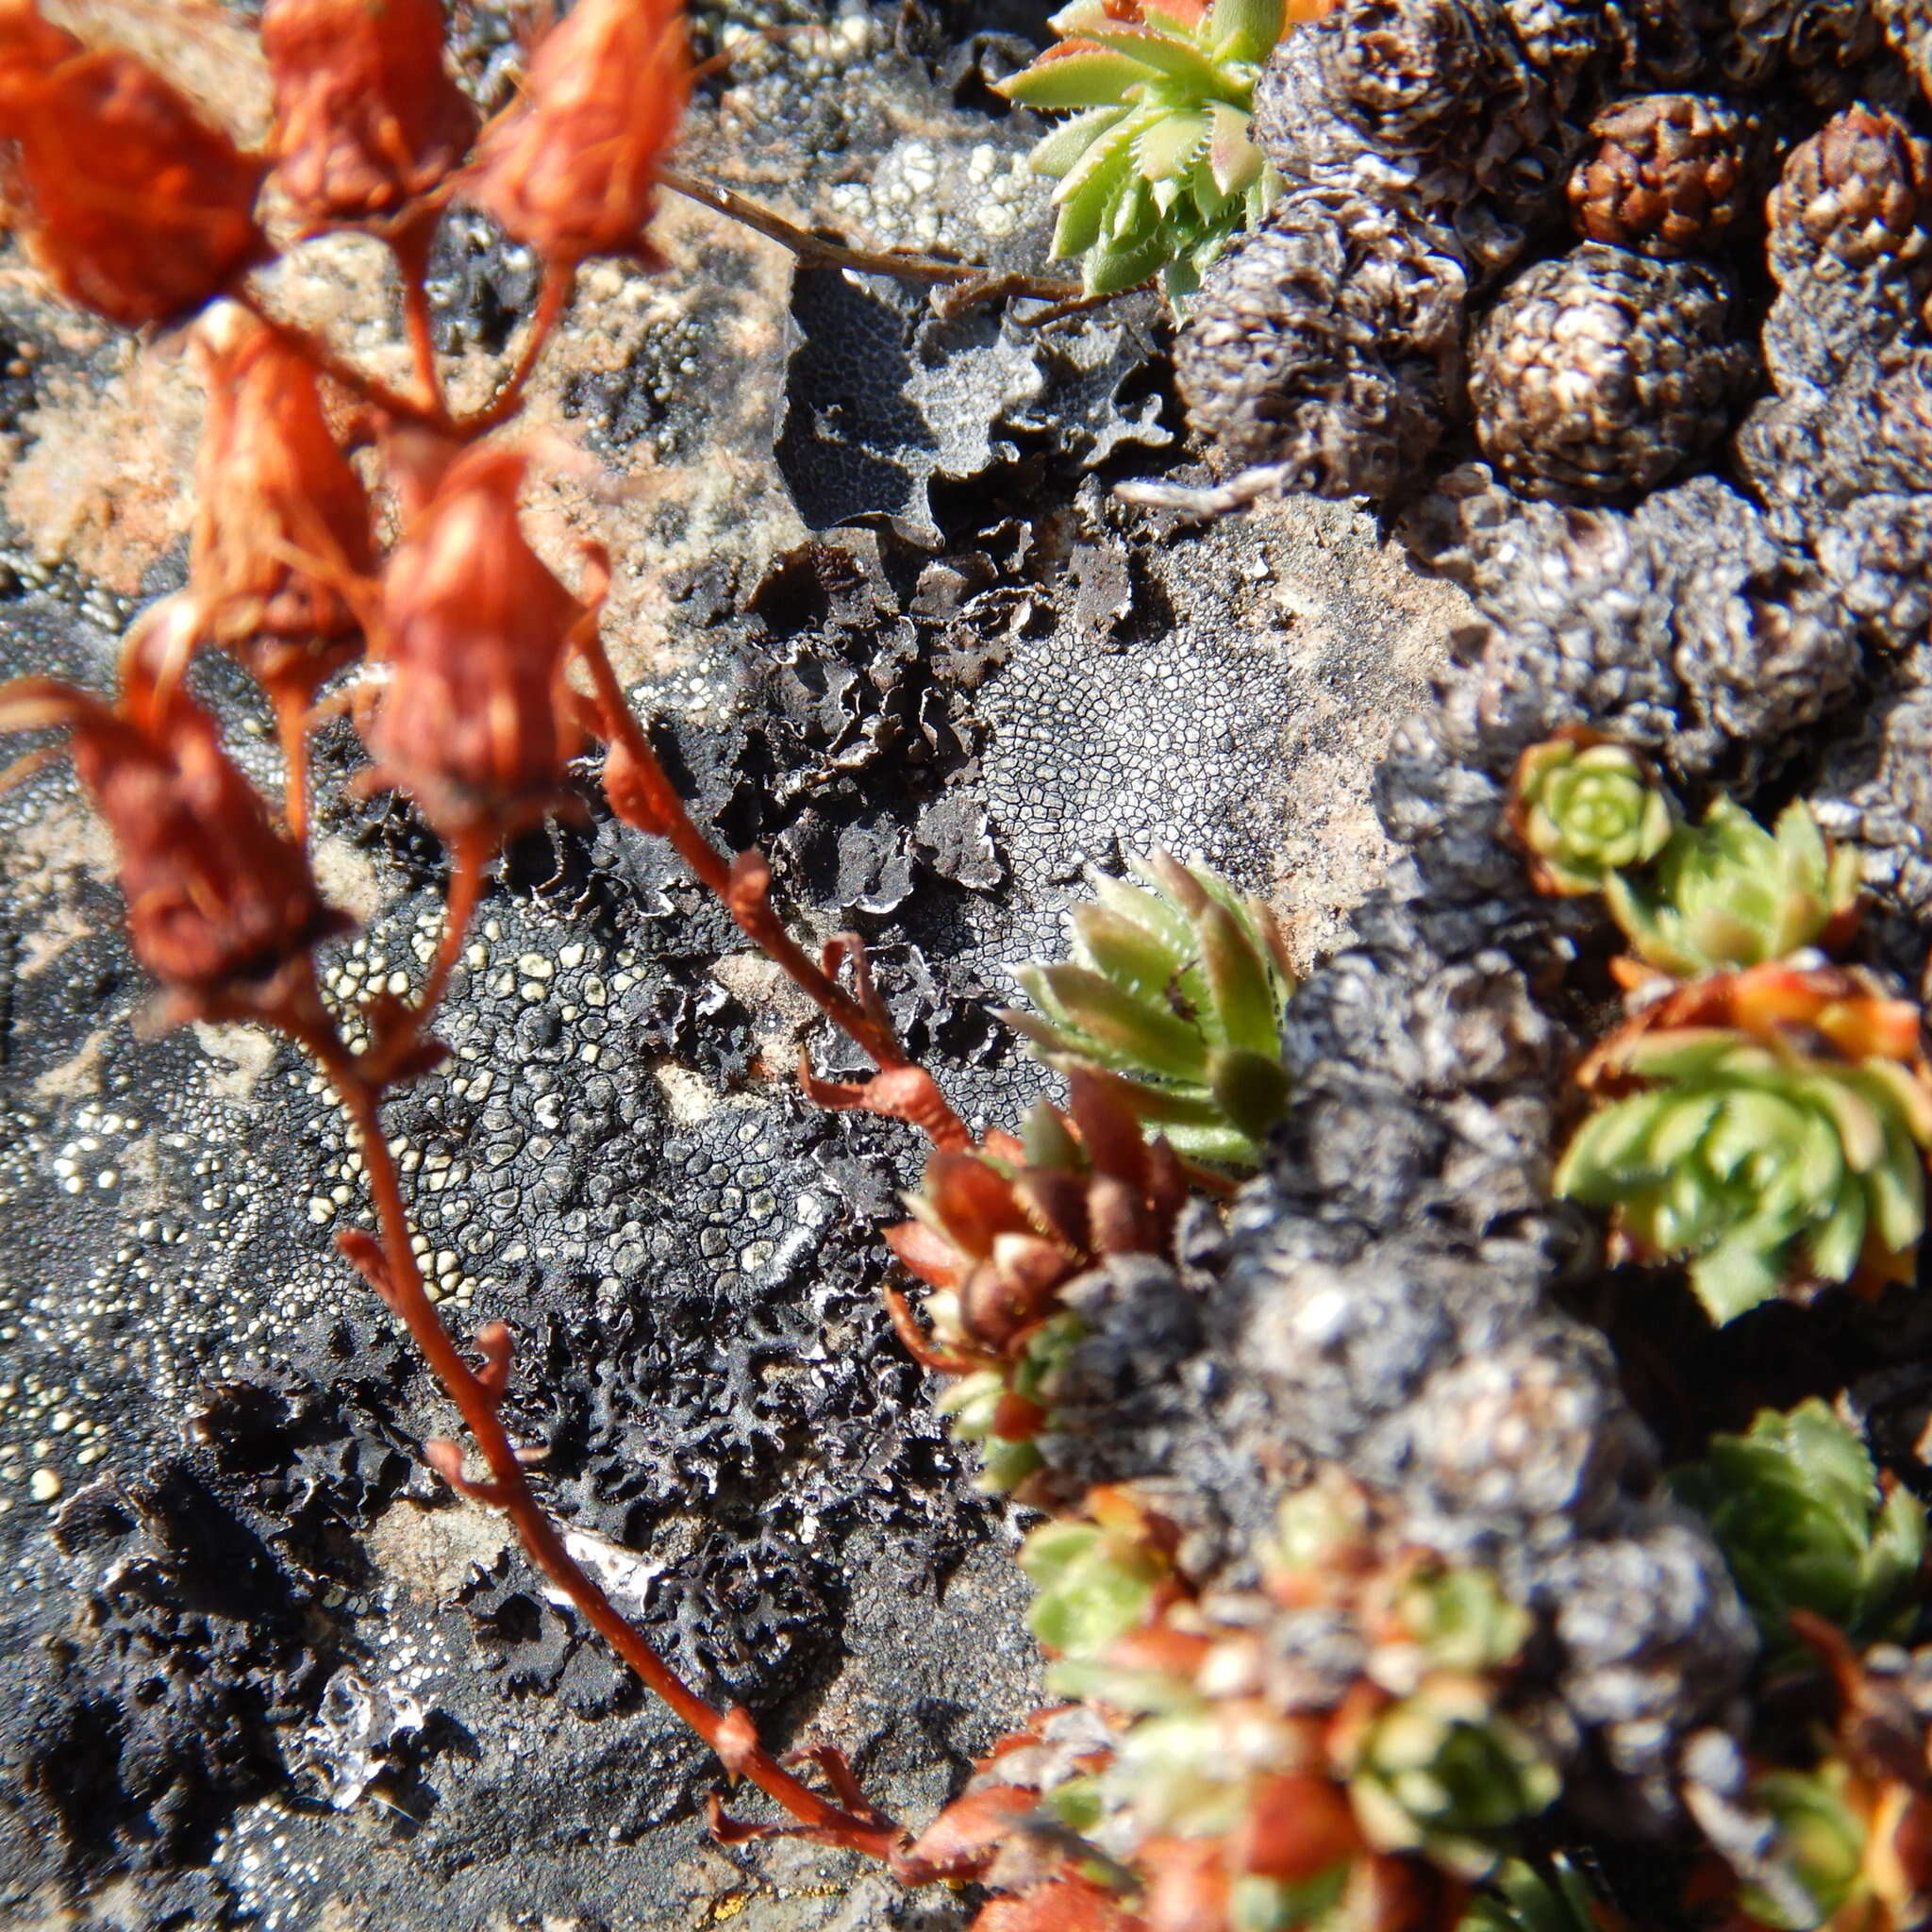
[1509,733,1674,896]
[1672,1398,1926,1655]
[995,0,1294,299]
[1607,798,1860,979]
[1555,1023,1932,1324]
[1006,853,1296,1168]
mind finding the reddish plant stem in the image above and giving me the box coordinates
[271,686,313,847]
[578,632,959,1099]
[288,991,901,1859]
[658,168,1085,309]
[414,823,490,1024]
[386,217,447,423]
[458,265,575,435]
[232,284,445,428]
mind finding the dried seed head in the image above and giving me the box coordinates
[0,1,266,328]
[1768,104,1932,286]
[1469,244,1751,502]
[0,606,345,1015]
[1567,93,1753,258]
[191,306,375,687]
[1316,0,1520,152]
[361,442,587,841]
[460,0,690,274]
[1726,0,1886,101]
[1176,185,1466,494]
[261,0,478,231]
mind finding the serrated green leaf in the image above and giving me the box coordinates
[1028,103,1133,177]
[1690,1233,1786,1324]
[1048,134,1138,260]
[1037,963,1209,1079]
[998,43,1160,109]
[1205,100,1263,194]
[1074,25,1243,97]
[1135,108,1210,180]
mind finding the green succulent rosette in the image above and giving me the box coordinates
[1341,1674,1559,1881]
[1554,1021,1932,1325]
[1509,733,1674,896]
[1740,1767,1869,1931]
[1020,1515,1165,1659]
[1006,853,1296,1167]
[1671,1399,1926,1655]
[993,0,1294,299]
[937,1311,1084,1493]
[1606,797,1861,979]
[1460,1857,1616,1932]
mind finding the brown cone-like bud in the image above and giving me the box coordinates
[0,1,266,328]
[459,0,690,273]
[261,0,478,232]
[1470,244,1753,502]
[1769,104,1932,284]
[1568,93,1753,258]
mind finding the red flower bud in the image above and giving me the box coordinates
[459,0,690,273]
[0,1,267,328]
[0,602,346,1019]
[360,441,589,841]
[261,0,478,231]
[192,306,375,690]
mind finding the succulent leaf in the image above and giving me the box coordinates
[1343,1676,1559,1880]
[1606,797,1861,979]
[1507,732,1674,896]
[1007,855,1296,1167]
[1556,1008,1932,1324]
[1671,1399,1926,1654]
[1001,44,1164,109]
[993,0,1294,296]
[1741,1768,1867,1930]
[1460,1857,1614,1932]
[1207,0,1287,61]
[1021,1520,1164,1658]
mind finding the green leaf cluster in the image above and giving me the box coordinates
[1554,1027,1932,1324]
[1740,1766,1868,1931]
[1344,1675,1559,1881]
[1008,853,1296,1167]
[1671,1398,1925,1655]
[1020,1518,1164,1658]
[994,0,1290,298]
[1512,736,1674,896]
[936,1313,1083,1492]
[1607,798,1860,980]
[1459,1858,1612,1932]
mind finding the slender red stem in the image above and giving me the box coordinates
[232,285,446,428]
[280,984,901,1858]
[458,265,575,435]
[415,824,489,1023]
[577,632,964,1107]
[272,686,312,848]
[387,216,447,421]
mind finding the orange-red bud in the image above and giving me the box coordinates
[192,308,375,685]
[360,443,587,840]
[0,626,344,1015]
[0,2,266,327]
[459,0,690,272]
[261,0,478,230]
